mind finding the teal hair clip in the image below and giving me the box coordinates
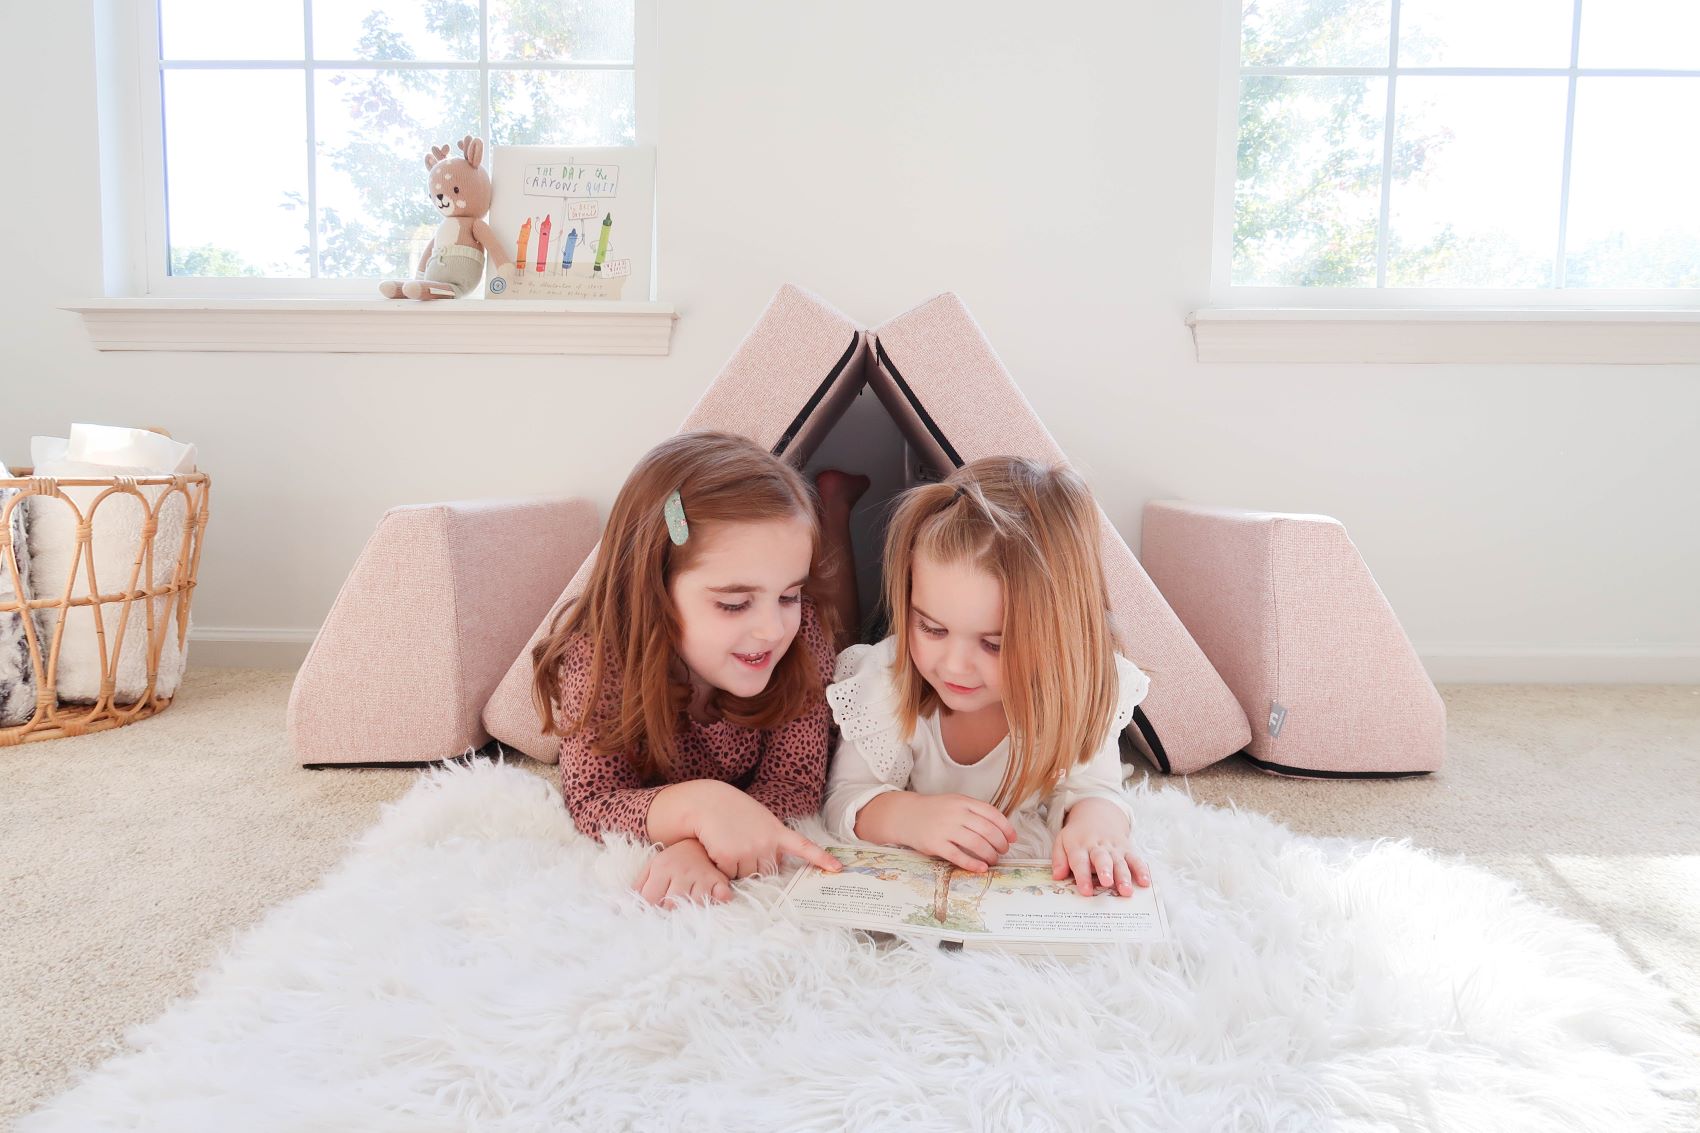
[663,489,689,546]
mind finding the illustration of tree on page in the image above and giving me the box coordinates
[781,846,1174,957]
[485,146,655,300]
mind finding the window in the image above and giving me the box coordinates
[1220,0,1700,304]
[117,0,644,295]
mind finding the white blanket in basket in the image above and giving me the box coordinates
[27,427,198,705]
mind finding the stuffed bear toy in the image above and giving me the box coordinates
[380,135,511,300]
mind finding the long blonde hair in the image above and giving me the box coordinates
[531,431,835,780]
[881,457,1120,811]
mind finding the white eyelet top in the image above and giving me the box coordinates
[823,636,1150,853]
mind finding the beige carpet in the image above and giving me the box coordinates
[3,671,1696,1127]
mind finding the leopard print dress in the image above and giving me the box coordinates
[554,599,836,841]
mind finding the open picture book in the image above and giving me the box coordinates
[779,846,1172,955]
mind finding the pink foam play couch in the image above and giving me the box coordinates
[289,285,1261,772]
[292,287,1444,781]
[474,286,1251,773]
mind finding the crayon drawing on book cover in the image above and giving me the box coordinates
[485,145,654,301]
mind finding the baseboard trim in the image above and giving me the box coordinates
[188,626,317,670]
[1416,643,1700,684]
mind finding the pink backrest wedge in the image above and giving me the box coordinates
[1141,501,1444,778]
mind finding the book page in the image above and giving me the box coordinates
[780,846,1169,945]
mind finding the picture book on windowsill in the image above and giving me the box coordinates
[484,145,654,301]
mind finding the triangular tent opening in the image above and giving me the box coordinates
[482,285,1253,773]
[796,389,911,638]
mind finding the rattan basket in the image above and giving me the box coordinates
[0,469,210,745]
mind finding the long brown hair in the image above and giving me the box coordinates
[531,431,835,780]
[881,457,1121,812]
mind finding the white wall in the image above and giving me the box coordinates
[4,1,1696,680]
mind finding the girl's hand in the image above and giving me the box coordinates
[688,781,842,880]
[873,792,1019,873]
[1053,797,1150,897]
[635,838,733,907]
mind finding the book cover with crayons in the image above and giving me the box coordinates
[484,145,654,301]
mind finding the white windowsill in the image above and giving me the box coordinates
[67,298,678,355]
[1187,308,1700,364]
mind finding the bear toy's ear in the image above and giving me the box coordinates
[424,143,451,171]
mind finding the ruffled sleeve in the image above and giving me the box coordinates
[1043,653,1151,837]
[1110,653,1150,735]
[821,636,915,841]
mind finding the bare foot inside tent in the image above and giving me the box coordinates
[814,469,871,652]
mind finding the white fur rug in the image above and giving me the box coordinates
[24,762,1697,1132]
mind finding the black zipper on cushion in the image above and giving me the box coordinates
[303,749,500,772]
[873,338,964,469]
[1130,705,1172,775]
[772,332,863,459]
[1240,752,1433,779]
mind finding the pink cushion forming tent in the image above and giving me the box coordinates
[474,285,1251,774]
[293,285,1444,779]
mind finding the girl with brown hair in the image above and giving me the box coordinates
[823,456,1154,897]
[532,431,854,906]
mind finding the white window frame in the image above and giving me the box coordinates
[1198,0,1700,362]
[97,0,658,300]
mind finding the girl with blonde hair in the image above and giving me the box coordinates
[823,456,1153,896]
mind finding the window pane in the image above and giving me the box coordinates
[160,0,301,60]
[311,0,478,62]
[1234,77,1387,286]
[314,69,483,278]
[1397,0,1573,68]
[490,70,636,146]
[163,71,309,277]
[1565,78,1700,288]
[489,0,634,63]
[1578,0,1700,70]
[1387,78,1566,287]
[1240,0,1391,68]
